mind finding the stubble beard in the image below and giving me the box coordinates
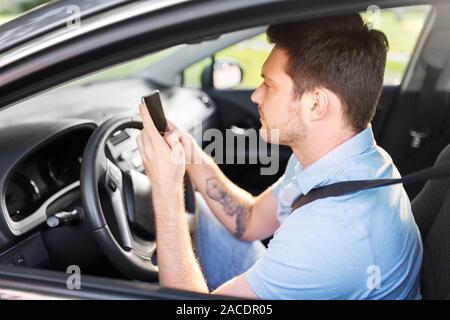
[261,104,307,147]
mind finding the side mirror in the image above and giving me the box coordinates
[201,59,243,89]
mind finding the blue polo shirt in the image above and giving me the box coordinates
[246,127,423,299]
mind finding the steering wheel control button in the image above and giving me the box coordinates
[131,155,143,168]
[119,151,129,161]
[106,159,123,191]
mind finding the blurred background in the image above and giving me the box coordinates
[0,0,51,20]
[0,1,431,86]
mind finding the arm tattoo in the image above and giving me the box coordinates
[205,177,249,238]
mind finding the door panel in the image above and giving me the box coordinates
[205,89,291,195]
[372,85,400,139]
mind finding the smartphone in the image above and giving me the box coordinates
[141,90,168,134]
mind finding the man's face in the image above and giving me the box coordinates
[251,46,307,145]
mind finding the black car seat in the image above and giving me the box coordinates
[412,144,450,299]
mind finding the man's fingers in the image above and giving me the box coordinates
[164,127,182,141]
[165,131,181,149]
[166,120,175,131]
[166,119,180,132]
[165,120,185,139]
[165,132,185,163]
[165,133,185,165]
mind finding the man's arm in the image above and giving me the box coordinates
[186,139,280,241]
[212,273,258,298]
[151,184,209,292]
[137,106,262,296]
[152,179,257,298]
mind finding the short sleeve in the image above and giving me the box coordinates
[245,203,371,300]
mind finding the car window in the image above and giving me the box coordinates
[183,5,431,89]
[363,5,431,85]
[68,46,182,86]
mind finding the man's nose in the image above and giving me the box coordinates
[251,86,261,105]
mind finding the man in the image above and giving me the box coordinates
[136,14,423,299]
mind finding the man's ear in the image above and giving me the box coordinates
[309,88,329,121]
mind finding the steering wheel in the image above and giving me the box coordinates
[80,116,196,281]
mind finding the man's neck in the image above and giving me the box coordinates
[291,127,359,169]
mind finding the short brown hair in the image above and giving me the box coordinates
[267,14,388,131]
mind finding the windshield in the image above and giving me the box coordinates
[69,45,183,86]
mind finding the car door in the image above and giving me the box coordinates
[0,264,217,299]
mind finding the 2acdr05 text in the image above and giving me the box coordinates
[220,304,272,315]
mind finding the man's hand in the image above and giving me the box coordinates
[136,104,185,191]
[133,103,270,297]
[165,120,203,168]
[136,103,209,293]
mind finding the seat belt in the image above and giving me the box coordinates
[290,161,450,213]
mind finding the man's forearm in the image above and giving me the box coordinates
[152,185,208,293]
[187,145,255,240]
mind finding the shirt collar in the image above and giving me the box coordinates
[293,126,376,195]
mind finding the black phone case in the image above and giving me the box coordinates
[141,90,168,133]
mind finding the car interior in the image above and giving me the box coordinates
[0,1,450,299]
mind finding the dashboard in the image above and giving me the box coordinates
[5,128,91,223]
[0,80,218,270]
